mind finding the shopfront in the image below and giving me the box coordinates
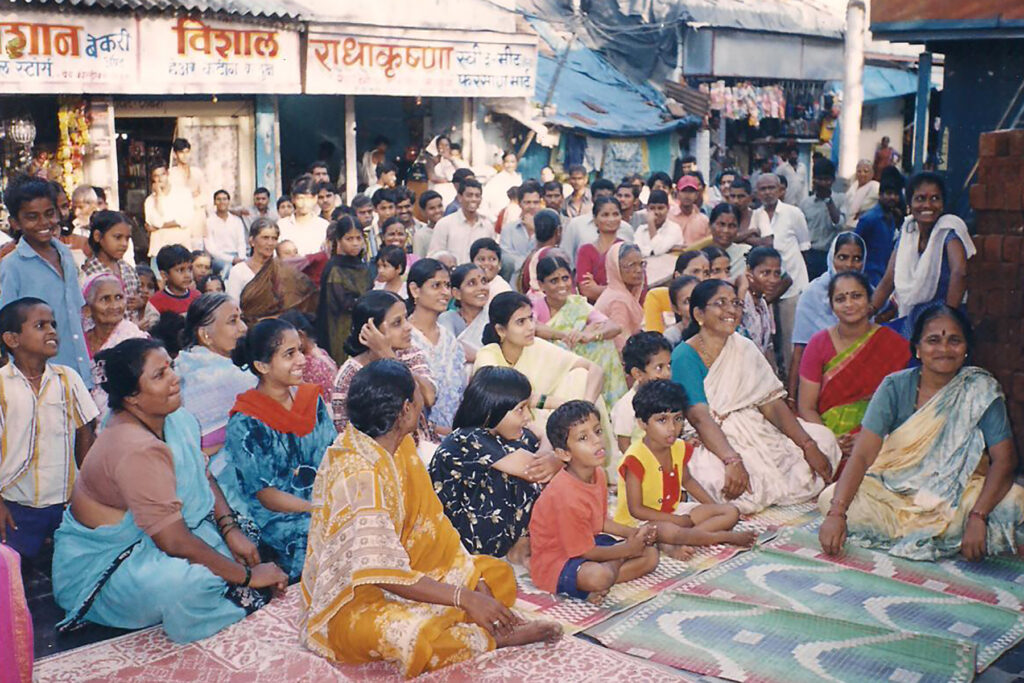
[0,8,299,233]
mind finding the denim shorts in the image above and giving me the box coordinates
[555,533,620,600]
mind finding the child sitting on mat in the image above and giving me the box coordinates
[614,380,757,560]
[611,331,674,454]
[528,400,659,604]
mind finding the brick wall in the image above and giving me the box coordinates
[967,129,1024,460]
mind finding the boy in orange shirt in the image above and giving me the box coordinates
[528,400,658,604]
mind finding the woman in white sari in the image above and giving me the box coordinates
[671,279,841,514]
[843,159,880,228]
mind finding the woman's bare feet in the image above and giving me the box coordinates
[494,620,563,648]
[586,589,609,605]
[506,536,531,567]
[720,530,758,547]
[660,542,696,561]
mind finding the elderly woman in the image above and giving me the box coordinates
[429,367,561,563]
[594,243,645,353]
[871,171,974,339]
[843,159,880,228]
[819,305,1024,561]
[226,217,278,302]
[671,279,842,514]
[220,319,336,581]
[82,273,148,423]
[301,359,561,677]
[175,293,255,457]
[53,338,287,643]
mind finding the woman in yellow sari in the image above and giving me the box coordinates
[473,292,605,435]
[302,360,560,677]
[819,305,1024,561]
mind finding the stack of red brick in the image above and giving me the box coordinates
[967,129,1024,459]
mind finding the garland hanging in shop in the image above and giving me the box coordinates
[56,97,90,196]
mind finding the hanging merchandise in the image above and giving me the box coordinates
[57,97,91,196]
[705,81,786,127]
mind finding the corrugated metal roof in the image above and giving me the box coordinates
[10,0,306,20]
[610,0,844,39]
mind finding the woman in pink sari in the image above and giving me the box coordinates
[1,543,33,683]
[594,243,645,352]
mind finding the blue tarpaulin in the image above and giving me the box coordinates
[529,18,699,137]
[863,65,921,102]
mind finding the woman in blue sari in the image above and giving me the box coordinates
[221,318,336,580]
[53,338,287,644]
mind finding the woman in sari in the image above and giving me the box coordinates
[226,217,278,302]
[438,263,489,363]
[53,338,287,643]
[532,255,626,406]
[330,290,436,435]
[871,171,974,339]
[220,319,336,581]
[595,243,645,353]
[407,259,465,434]
[671,280,842,514]
[473,292,604,437]
[843,159,880,228]
[176,293,255,459]
[819,305,1024,561]
[429,367,561,563]
[82,273,148,424]
[1,543,32,683]
[576,196,623,303]
[798,272,910,461]
[789,232,867,401]
[302,360,561,676]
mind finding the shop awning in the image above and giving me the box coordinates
[529,18,699,137]
[16,0,305,20]
[863,65,924,101]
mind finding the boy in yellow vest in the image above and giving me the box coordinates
[613,380,755,560]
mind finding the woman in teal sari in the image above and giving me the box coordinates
[531,255,627,406]
[820,305,1024,561]
[53,338,287,643]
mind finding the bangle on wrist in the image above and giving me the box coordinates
[826,508,846,520]
[969,510,988,524]
[723,456,742,466]
[537,394,547,410]
[239,564,252,587]
[453,585,463,609]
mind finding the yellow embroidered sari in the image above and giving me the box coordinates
[301,425,516,677]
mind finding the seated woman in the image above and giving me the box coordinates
[221,319,336,581]
[533,255,627,406]
[819,305,1024,561]
[176,293,255,458]
[53,338,287,643]
[1,543,32,683]
[790,232,867,401]
[330,290,436,435]
[430,367,561,563]
[671,279,841,514]
[301,360,561,677]
[871,171,974,339]
[438,263,489,364]
[595,243,646,353]
[575,196,623,303]
[663,275,699,347]
[407,259,465,435]
[798,272,910,462]
[642,250,710,334]
[279,310,338,405]
[82,273,148,423]
[473,292,604,436]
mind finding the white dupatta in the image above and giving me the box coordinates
[893,214,975,317]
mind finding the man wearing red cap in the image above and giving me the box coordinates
[671,174,710,246]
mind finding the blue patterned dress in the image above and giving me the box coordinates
[410,324,466,430]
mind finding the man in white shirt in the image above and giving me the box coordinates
[634,189,680,257]
[144,164,196,258]
[413,190,444,257]
[481,151,523,222]
[775,146,808,205]
[276,176,329,257]
[500,181,543,280]
[241,186,278,226]
[205,189,248,276]
[751,173,809,375]
[559,178,635,267]
[427,178,494,264]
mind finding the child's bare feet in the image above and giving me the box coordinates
[495,620,563,648]
[721,530,758,546]
[506,536,531,567]
[660,542,696,561]
[586,589,609,604]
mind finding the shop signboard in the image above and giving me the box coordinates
[0,11,300,93]
[305,25,537,98]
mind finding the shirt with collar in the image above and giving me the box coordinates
[499,219,536,273]
[277,214,329,257]
[0,238,93,385]
[799,191,846,252]
[0,362,98,506]
[205,212,248,264]
[412,222,434,258]
[751,202,809,300]
[427,210,495,264]
[563,189,593,219]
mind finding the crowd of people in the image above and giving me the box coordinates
[1,136,1021,680]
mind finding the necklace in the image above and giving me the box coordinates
[128,410,165,442]
[695,334,720,367]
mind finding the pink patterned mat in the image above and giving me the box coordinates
[34,590,691,683]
